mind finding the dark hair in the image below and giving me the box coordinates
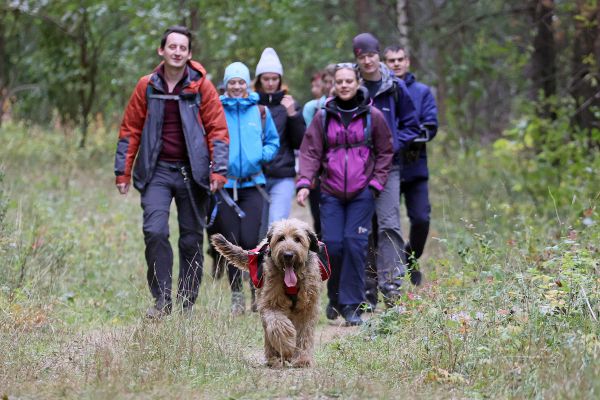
[383,45,409,59]
[311,71,323,83]
[253,74,286,93]
[160,26,192,51]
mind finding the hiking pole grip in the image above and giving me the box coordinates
[218,188,246,219]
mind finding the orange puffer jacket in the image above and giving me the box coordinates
[114,60,229,191]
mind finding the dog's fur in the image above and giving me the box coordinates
[211,218,324,368]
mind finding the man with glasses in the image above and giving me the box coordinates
[352,33,420,309]
[383,45,438,281]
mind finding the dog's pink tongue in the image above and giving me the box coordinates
[284,265,297,287]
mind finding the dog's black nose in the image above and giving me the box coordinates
[283,252,294,261]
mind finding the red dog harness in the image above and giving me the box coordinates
[247,241,331,305]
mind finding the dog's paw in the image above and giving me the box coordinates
[266,356,284,368]
[291,353,314,368]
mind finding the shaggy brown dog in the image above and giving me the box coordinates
[211,218,324,368]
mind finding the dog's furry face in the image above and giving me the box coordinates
[267,219,318,287]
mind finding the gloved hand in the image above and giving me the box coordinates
[369,186,380,198]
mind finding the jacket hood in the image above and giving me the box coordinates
[404,72,416,87]
[187,60,207,80]
[220,91,260,109]
[358,62,397,97]
[324,86,371,115]
[149,60,206,93]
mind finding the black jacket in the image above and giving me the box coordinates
[258,91,305,178]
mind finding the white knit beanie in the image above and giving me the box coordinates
[255,47,283,77]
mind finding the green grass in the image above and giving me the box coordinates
[0,122,598,399]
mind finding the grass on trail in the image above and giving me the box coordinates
[0,123,598,399]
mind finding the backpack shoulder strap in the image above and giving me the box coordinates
[320,108,329,151]
[364,108,372,149]
[258,104,267,141]
[392,79,399,103]
[145,72,203,104]
[258,104,266,130]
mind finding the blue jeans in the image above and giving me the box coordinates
[321,188,375,307]
[259,177,296,238]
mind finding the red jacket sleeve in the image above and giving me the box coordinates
[114,76,150,185]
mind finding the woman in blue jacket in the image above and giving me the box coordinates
[215,62,279,315]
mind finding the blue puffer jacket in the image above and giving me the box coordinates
[220,91,280,189]
[402,72,438,182]
[360,63,420,164]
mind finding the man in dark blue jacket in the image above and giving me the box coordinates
[384,45,438,279]
[352,33,420,311]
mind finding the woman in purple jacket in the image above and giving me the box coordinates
[296,63,393,326]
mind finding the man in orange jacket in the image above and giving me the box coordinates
[114,26,229,318]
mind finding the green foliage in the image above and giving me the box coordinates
[1,117,599,398]
[492,97,600,215]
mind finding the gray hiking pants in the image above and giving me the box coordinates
[374,164,406,289]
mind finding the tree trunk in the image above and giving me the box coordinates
[396,0,409,49]
[571,0,600,142]
[78,10,89,148]
[0,9,7,127]
[356,0,369,32]
[529,0,557,118]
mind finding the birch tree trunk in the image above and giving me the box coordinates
[396,0,409,49]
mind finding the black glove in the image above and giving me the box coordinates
[369,186,380,198]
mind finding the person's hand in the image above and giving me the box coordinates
[296,188,310,207]
[281,95,297,117]
[369,186,380,198]
[210,178,225,193]
[116,183,130,195]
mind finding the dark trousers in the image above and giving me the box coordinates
[321,188,374,308]
[308,181,321,238]
[213,187,264,292]
[141,162,208,306]
[401,179,431,259]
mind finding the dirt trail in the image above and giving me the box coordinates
[243,314,375,368]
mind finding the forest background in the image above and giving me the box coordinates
[1,1,599,399]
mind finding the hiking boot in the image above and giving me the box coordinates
[405,244,423,286]
[341,305,363,326]
[381,283,401,308]
[146,297,172,319]
[325,302,340,320]
[361,301,376,313]
[365,288,378,312]
[231,291,245,316]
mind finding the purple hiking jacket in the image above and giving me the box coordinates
[297,88,393,201]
